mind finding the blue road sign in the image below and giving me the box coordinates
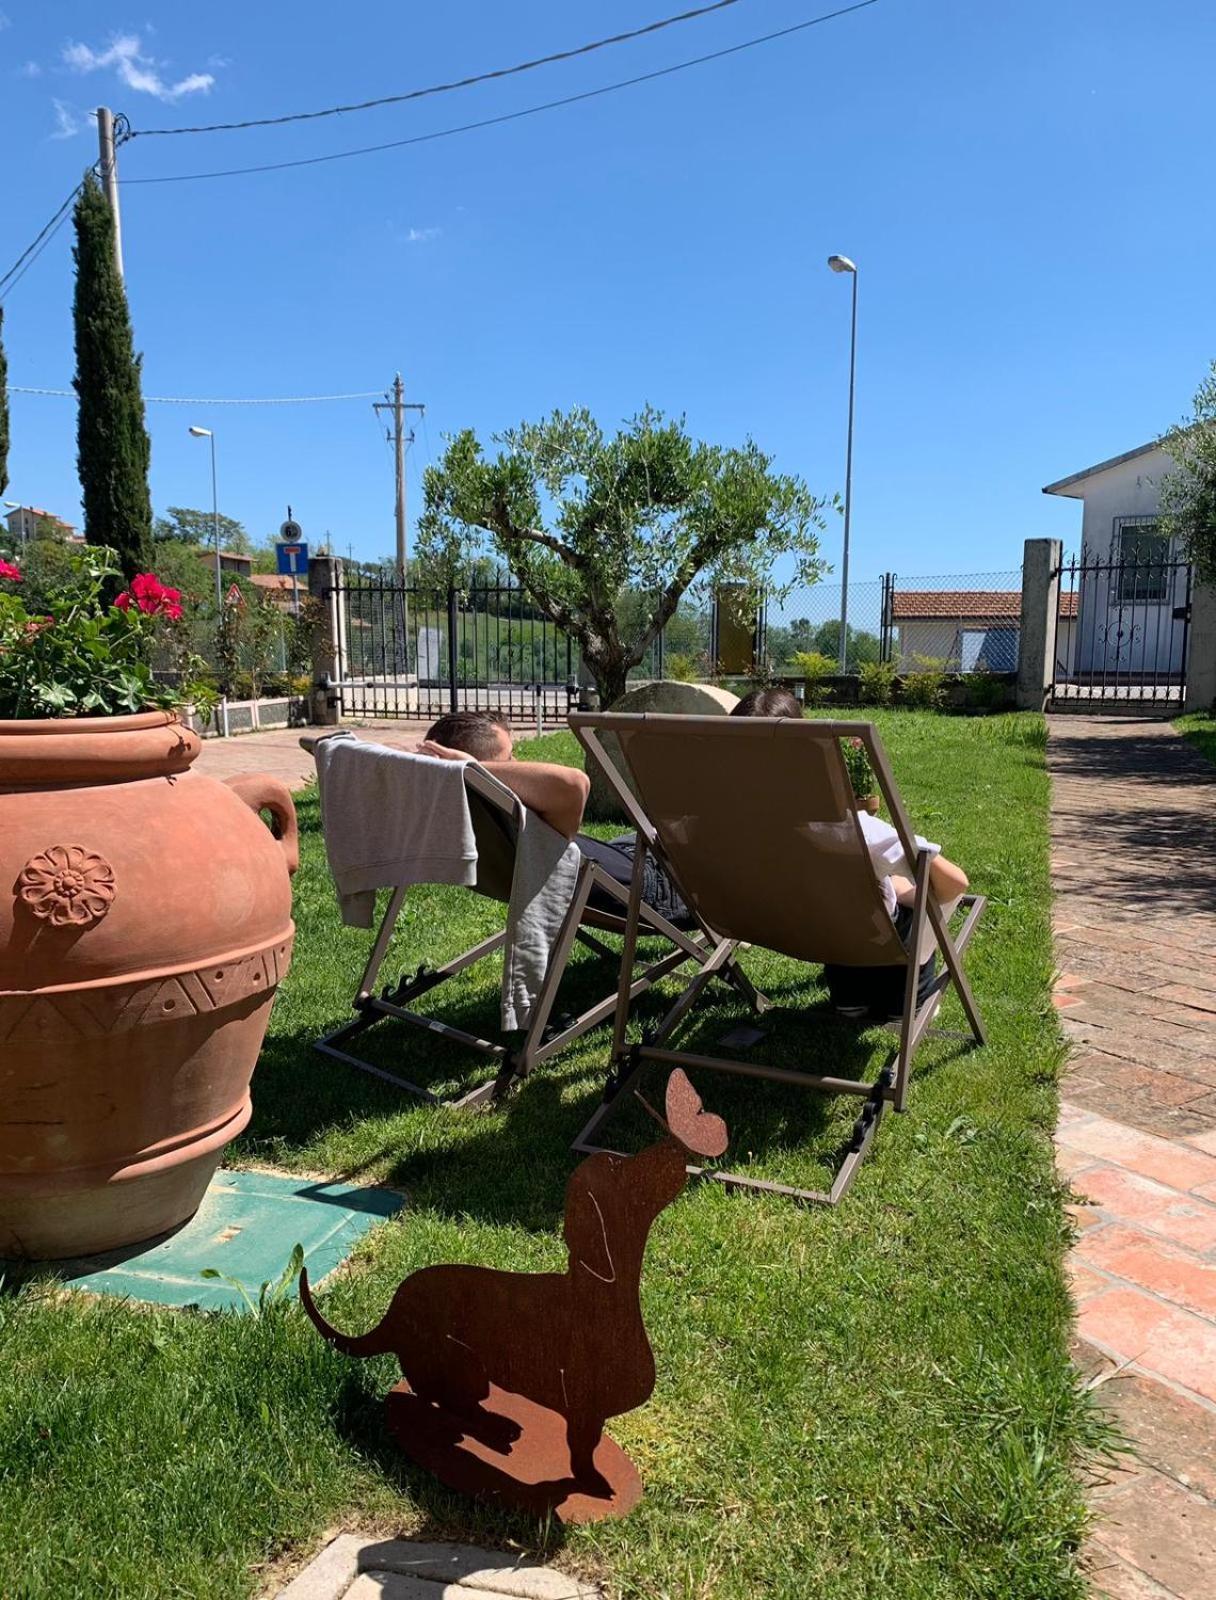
[275,541,309,576]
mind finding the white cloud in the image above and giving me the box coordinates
[406,226,442,244]
[62,33,216,102]
[0,13,11,33]
[50,99,85,140]
[20,61,43,79]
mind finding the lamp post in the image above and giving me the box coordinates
[188,425,227,736]
[828,254,858,676]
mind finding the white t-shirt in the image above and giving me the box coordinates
[857,811,939,918]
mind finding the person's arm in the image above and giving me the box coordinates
[930,853,968,901]
[417,741,590,839]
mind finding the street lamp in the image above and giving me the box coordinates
[189,425,226,735]
[828,254,858,676]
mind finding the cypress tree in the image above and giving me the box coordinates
[0,306,9,501]
[72,173,153,579]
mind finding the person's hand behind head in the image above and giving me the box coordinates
[416,739,472,762]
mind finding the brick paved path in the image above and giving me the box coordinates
[190,720,432,791]
[1050,717,1216,1599]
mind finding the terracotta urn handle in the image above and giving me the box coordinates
[224,774,299,875]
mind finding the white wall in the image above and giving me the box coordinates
[1056,447,1187,680]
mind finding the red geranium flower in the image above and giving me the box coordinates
[0,559,22,582]
[116,573,184,620]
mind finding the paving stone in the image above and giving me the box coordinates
[1186,1128,1216,1157]
[1072,1166,1216,1253]
[1079,1288,1216,1405]
[276,1535,364,1600]
[1089,1471,1216,1599]
[275,1536,601,1600]
[1153,985,1216,1016]
[360,1540,599,1598]
[1076,1224,1216,1319]
[1057,1117,1216,1193]
[1098,1371,1216,1502]
[346,1575,450,1600]
[1087,1546,1188,1598]
[1066,1260,1111,1303]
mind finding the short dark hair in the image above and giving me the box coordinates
[730,686,803,720]
[425,710,512,760]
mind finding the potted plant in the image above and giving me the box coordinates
[842,735,880,813]
[0,547,298,1259]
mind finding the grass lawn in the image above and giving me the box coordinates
[1177,710,1216,766]
[0,711,1103,1600]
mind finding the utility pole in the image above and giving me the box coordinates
[96,107,125,280]
[373,373,425,579]
[374,373,425,683]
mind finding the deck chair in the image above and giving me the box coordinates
[568,713,987,1203]
[305,732,762,1110]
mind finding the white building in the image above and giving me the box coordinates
[892,589,1077,674]
[1043,442,1188,683]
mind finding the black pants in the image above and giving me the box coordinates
[576,833,696,930]
[822,903,938,1018]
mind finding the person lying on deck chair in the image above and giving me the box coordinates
[417,711,696,930]
[730,687,970,1019]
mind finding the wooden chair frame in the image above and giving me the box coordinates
[567,714,987,1203]
[313,756,762,1109]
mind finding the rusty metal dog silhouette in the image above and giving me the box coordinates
[299,1068,728,1521]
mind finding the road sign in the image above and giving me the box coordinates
[276,540,309,576]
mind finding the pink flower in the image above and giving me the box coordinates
[116,574,184,620]
[0,559,21,583]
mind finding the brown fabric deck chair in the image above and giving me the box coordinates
[304,732,761,1110]
[568,713,987,1202]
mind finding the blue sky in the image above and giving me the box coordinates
[1,0,1214,583]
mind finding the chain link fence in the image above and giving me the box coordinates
[886,569,1023,673]
[766,569,1024,674]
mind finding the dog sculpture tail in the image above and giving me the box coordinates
[298,1267,397,1359]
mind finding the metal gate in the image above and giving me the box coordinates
[1051,548,1192,709]
[329,569,579,723]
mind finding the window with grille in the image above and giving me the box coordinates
[1113,518,1170,604]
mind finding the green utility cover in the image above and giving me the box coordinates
[43,1168,404,1311]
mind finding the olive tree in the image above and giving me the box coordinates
[419,407,828,709]
[1160,360,1216,584]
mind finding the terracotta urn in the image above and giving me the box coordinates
[859,795,881,816]
[0,712,297,1259]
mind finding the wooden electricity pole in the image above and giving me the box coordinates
[374,373,425,680]
[374,373,425,580]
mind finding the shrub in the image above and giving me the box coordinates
[858,658,897,707]
[0,544,209,719]
[901,655,948,710]
[966,670,1011,714]
[666,651,699,682]
[841,735,876,801]
[790,649,835,706]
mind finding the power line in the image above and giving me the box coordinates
[120,1,879,186]
[7,385,383,404]
[0,207,76,303]
[124,0,750,140]
[0,181,86,298]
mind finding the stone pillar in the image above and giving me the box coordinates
[307,555,343,726]
[1016,538,1062,712]
[1184,577,1216,713]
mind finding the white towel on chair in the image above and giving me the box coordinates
[314,733,477,928]
[501,808,581,1032]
